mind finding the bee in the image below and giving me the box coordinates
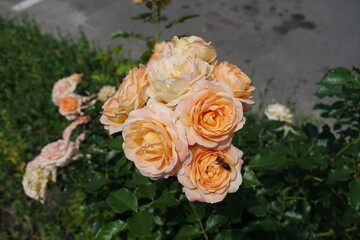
[216,157,231,171]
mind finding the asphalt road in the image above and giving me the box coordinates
[1,0,359,117]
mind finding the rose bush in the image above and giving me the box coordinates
[8,14,359,240]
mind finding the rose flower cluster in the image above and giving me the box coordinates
[100,36,255,203]
[22,74,92,203]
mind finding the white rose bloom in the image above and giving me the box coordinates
[97,85,116,102]
[264,103,293,124]
[22,157,57,203]
[146,52,213,106]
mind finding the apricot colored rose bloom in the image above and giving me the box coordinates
[122,103,190,179]
[22,157,57,203]
[171,36,217,63]
[39,140,78,167]
[175,80,245,149]
[100,65,149,134]
[59,94,82,120]
[146,52,212,106]
[52,73,82,105]
[178,144,244,203]
[213,61,255,105]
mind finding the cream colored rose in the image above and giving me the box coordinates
[178,144,244,203]
[100,65,149,134]
[175,80,245,150]
[39,140,78,167]
[52,73,82,105]
[170,36,217,63]
[59,94,83,120]
[148,41,172,64]
[264,103,293,124]
[97,85,117,102]
[213,61,255,106]
[146,52,212,106]
[22,157,57,203]
[122,103,190,179]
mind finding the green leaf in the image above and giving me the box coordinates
[165,14,200,29]
[95,220,127,240]
[110,30,148,41]
[206,214,227,232]
[349,180,360,210]
[136,184,156,200]
[85,173,106,192]
[174,225,201,240]
[131,13,151,21]
[326,165,353,184]
[319,67,350,86]
[153,190,178,209]
[214,230,233,240]
[248,204,268,217]
[248,151,287,170]
[256,217,281,231]
[106,188,138,213]
[114,155,127,176]
[243,166,262,188]
[108,136,124,151]
[284,211,303,223]
[127,210,154,237]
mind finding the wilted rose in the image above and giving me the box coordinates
[22,157,57,203]
[122,103,190,179]
[39,140,78,167]
[100,65,149,134]
[178,144,244,203]
[175,80,245,149]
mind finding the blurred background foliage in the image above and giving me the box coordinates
[0,13,359,240]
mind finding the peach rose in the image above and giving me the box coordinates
[177,144,244,203]
[52,73,82,105]
[100,65,149,134]
[146,52,212,106]
[175,80,245,150]
[39,140,78,167]
[213,61,255,106]
[22,157,57,203]
[59,94,82,120]
[122,103,190,179]
[170,36,217,63]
